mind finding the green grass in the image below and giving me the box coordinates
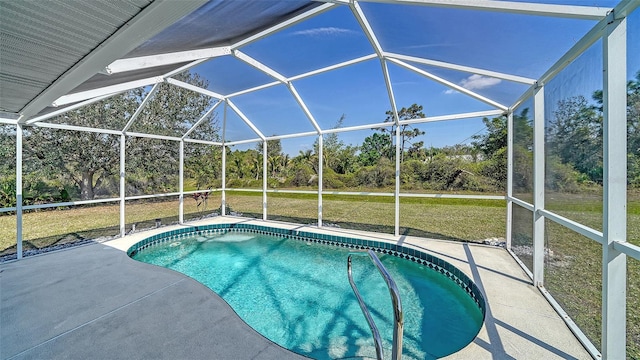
[0,190,638,358]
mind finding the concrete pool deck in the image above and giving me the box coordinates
[1,216,591,360]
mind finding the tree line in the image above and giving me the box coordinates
[1,71,639,208]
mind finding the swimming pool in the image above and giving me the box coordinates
[129,224,485,359]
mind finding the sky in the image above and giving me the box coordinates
[187,0,640,156]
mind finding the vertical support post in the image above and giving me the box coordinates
[532,84,545,286]
[179,140,184,224]
[506,112,514,249]
[602,15,627,359]
[119,134,126,237]
[395,124,400,237]
[16,124,23,259]
[263,140,267,221]
[318,134,323,227]
[221,102,227,216]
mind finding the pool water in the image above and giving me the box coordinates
[132,231,483,359]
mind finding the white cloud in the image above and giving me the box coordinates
[444,74,501,94]
[292,27,356,37]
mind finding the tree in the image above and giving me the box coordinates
[256,139,284,178]
[378,104,426,162]
[472,115,508,158]
[24,94,139,200]
[547,95,602,183]
[22,71,218,200]
[314,115,347,173]
[358,132,392,167]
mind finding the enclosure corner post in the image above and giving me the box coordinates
[179,139,184,224]
[318,134,323,227]
[16,123,23,259]
[506,111,514,250]
[119,134,126,237]
[532,85,545,287]
[602,15,627,360]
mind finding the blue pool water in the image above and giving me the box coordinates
[132,231,483,359]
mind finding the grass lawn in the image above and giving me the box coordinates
[0,190,638,357]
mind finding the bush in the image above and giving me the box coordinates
[322,168,344,189]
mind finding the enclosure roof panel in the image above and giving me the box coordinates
[0,0,628,126]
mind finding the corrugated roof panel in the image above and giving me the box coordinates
[0,0,151,113]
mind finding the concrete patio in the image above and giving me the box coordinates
[1,217,591,360]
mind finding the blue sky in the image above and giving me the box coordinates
[189,1,640,155]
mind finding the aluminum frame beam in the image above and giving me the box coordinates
[15,124,23,259]
[354,0,609,20]
[231,3,337,49]
[182,100,224,139]
[601,14,627,359]
[532,85,545,287]
[17,0,209,122]
[384,52,536,85]
[166,78,224,100]
[104,47,231,74]
[388,58,508,111]
[350,1,385,57]
[226,100,265,140]
[50,77,164,109]
[26,93,118,125]
[122,83,161,133]
[512,0,639,110]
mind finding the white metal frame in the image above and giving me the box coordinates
[3,1,639,359]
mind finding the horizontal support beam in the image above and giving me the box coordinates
[51,77,164,108]
[124,132,182,141]
[23,197,120,211]
[183,189,221,195]
[125,193,181,201]
[613,241,640,261]
[384,52,536,85]
[183,138,223,146]
[265,131,318,141]
[508,196,534,211]
[538,209,604,244]
[104,47,231,74]
[0,118,18,125]
[124,131,182,142]
[226,81,282,99]
[225,137,263,146]
[26,93,117,125]
[400,193,505,200]
[399,109,505,126]
[33,122,122,136]
[358,0,609,20]
[321,121,391,134]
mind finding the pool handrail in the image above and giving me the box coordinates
[347,249,404,360]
